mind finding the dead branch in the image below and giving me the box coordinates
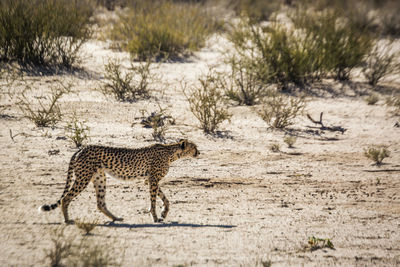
[307,112,346,134]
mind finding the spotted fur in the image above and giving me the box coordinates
[39,139,199,224]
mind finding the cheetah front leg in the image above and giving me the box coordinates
[94,170,123,222]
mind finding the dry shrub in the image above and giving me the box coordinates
[269,142,280,152]
[102,59,154,102]
[75,219,98,236]
[17,82,71,127]
[225,55,272,105]
[386,95,400,115]
[362,41,400,86]
[65,113,91,148]
[259,93,306,129]
[183,69,231,134]
[44,225,123,267]
[140,104,175,142]
[364,145,390,165]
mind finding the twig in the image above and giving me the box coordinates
[307,112,346,134]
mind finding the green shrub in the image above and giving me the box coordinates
[292,8,373,81]
[259,93,306,129]
[110,0,220,61]
[0,0,92,67]
[102,59,153,102]
[283,135,296,148]
[183,70,231,134]
[364,145,390,165]
[365,94,379,105]
[229,20,324,91]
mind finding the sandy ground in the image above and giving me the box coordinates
[1,35,400,266]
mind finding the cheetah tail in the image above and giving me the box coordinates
[38,148,81,213]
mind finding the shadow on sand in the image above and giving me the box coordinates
[97,221,236,229]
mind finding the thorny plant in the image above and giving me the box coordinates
[183,69,231,134]
[102,59,155,102]
[17,81,71,127]
[140,104,175,142]
[64,112,90,148]
[259,93,307,129]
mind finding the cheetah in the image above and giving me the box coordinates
[39,139,199,224]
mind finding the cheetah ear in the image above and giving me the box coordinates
[179,139,188,150]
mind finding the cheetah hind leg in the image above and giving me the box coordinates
[94,171,123,222]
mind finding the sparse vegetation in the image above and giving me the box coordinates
[362,42,400,86]
[225,55,272,105]
[65,113,90,147]
[386,95,400,115]
[102,59,153,102]
[365,94,379,105]
[183,70,231,134]
[269,142,280,152]
[44,226,123,267]
[44,227,75,267]
[109,0,221,61]
[259,93,306,129]
[364,145,391,165]
[308,236,334,251]
[284,135,296,148]
[75,219,98,236]
[0,0,92,67]
[17,82,71,127]
[140,105,175,142]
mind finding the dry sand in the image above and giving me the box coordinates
[0,36,400,266]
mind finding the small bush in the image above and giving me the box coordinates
[44,227,75,267]
[362,42,400,86]
[102,59,153,102]
[140,105,175,142]
[75,219,98,236]
[269,142,280,152]
[110,0,220,61]
[183,70,231,134]
[225,55,272,105]
[44,226,123,267]
[283,135,296,148]
[229,0,283,22]
[386,95,400,115]
[308,236,334,251]
[259,93,306,129]
[17,82,71,127]
[365,94,379,105]
[65,113,91,148]
[364,145,390,165]
[0,0,92,67]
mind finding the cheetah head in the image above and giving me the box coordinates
[178,139,200,158]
